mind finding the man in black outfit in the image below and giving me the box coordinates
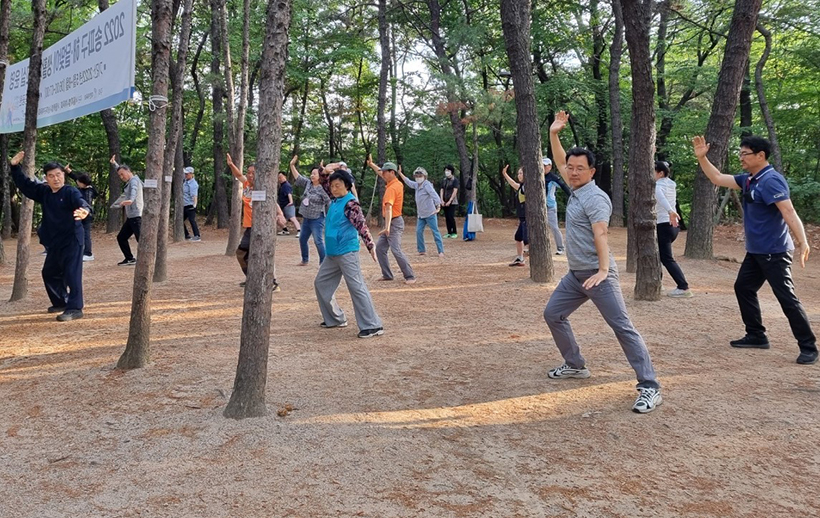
[9,151,90,321]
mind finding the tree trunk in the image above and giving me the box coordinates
[427,0,472,202]
[622,0,661,300]
[0,0,11,247]
[609,0,625,227]
[589,0,611,196]
[685,0,762,259]
[10,0,48,302]
[739,65,753,135]
[155,0,193,282]
[225,0,251,256]
[98,0,123,235]
[501,0,552,282]
[117,0,173,369]
[224,0,293,420]
[754,23,782,172]
[211,0,229,229]
[377,0,389,165]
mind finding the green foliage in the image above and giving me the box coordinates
[4,0,820,226]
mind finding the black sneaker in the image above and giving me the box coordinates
[273,282,281,293]
[47,305,67,314]
[118,258,137,266]
[508,257,525,267]
[56,309,83,322]
[729,335,770,349]
[357,327,384,338]
[320,321,349,328]
[797,351,819,365]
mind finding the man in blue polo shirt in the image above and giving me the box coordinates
[693,135,817,365]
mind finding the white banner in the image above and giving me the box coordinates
[0,0,137,134]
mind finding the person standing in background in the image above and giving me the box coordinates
[182,166,201,242]
[110,156,143,267]
[440,165,459,238]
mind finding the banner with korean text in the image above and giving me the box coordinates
[0,0,137,134]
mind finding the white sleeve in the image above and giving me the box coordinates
[655,183,675,214]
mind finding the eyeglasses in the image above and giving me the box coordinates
[566,167,589,173]
[738,151,757,158]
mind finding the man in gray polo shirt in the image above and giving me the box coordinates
[110,156,144,266]
[544,110,661,413]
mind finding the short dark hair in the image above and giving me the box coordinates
[565,147,596,168]
[740,135,771,159]
[654,161,670,177]
[278,171,287,176]
[42,162,64,175]
[76,173,93,186]
[444,164,455,174]
[329,170,354,191]
[117,164,132,174]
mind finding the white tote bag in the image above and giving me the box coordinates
[467,202,484,233]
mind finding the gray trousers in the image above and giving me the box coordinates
[548,207,564,250]
[543,269,659,389]
[314,252,382,331]
[376,216,415,281]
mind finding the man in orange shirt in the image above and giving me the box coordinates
[367,156,416,284]
[228,154,286,291]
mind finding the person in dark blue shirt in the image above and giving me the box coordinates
[9,151,90,322]
[693,135,817,365]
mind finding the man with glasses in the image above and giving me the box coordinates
[692,135,817,365]
[543,111,662,413]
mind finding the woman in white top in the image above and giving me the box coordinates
[655,161,692,298]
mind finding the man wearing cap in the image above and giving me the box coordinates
[367,155,416,284]
[183,166,201,241]
[543,156,572,255]
[398,165,444,257]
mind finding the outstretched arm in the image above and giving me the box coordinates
[366,154,384,179]
[226,153,248,184]
[9,151,46,202]
[289,154,301,181]
[549,111,570,185]
[692,136,739,189]
[501,165,519,190]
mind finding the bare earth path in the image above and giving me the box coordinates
[1,218,819,517]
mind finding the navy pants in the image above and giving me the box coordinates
[183,205,200,238]
[43,240,84,310]
[81,218,93,256]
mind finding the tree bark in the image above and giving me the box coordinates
[155,0,193,282]
[377,0,390,164]
[427,0,472,202]
[739,65,753,135]
[685,0,762,259]
[224,0,293,420]
[501,0,552,282]
[622,0,661,300]
[754,23,782,172]
[117,0,173,369]
[0,0,11,248]
[211,0,229,229]
[10,0,48,302]
[589,0,611,196]
[608,0,625,227]
[224,0,251,256]
[99,0,123,235]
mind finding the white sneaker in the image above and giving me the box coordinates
[547,363,591,379]
[667,288,693,298]
[82,254,95,262]
[556,248,565,255]
[632,387,662,413]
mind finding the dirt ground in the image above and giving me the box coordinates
[1,217,819,517]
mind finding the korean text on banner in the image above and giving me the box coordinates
[0,0,137,133]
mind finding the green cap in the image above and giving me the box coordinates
[381,161,398,172]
